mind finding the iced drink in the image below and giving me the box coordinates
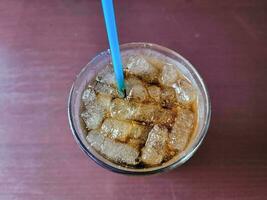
[80,55,198,168]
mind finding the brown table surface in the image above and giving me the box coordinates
[1,0,267,199]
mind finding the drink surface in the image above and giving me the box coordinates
[80,55,197,168]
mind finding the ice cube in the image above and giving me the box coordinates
[128,84,149,102]
[111,99,175,125]
[152,108,176,126]
[101,118,131,142]
[100,118,149,143]
[81,103,104,130]
[136,103,175,125]
[134,103,158,122]
[131,122,150,141]
[160,87,177,108]
[173,79,196,105]
[147,85,161,102]
[86,130,139,165]
[125,56,158,83]
[94,81,118,97]
[142,148,163,165]
[160,63,180,87]
[125,77,148,102]
[82,87,96,105]
[168,109,194,151]
[96,94,112,113]
[110,98,139,120]
[125,76,143,86]
[96,65,116,86]
[86,129,105,151]
[141,125,168,165]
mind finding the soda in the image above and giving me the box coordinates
[80,55,197,168]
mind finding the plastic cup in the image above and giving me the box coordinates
[68,42,211,175]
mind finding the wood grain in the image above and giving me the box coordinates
[0,0,267,199]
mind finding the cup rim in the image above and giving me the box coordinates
[68,42,211,175]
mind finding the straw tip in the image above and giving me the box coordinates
[118,88,126,98]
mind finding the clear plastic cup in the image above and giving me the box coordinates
[68,42,211,175]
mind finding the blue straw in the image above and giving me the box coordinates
[101,0,125,97]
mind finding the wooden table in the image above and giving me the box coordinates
[0,0,266,199]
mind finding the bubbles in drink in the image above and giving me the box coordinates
[80,55,197,168]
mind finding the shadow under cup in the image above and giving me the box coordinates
[68,43,211,175]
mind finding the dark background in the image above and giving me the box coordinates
[0,0,266,199]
